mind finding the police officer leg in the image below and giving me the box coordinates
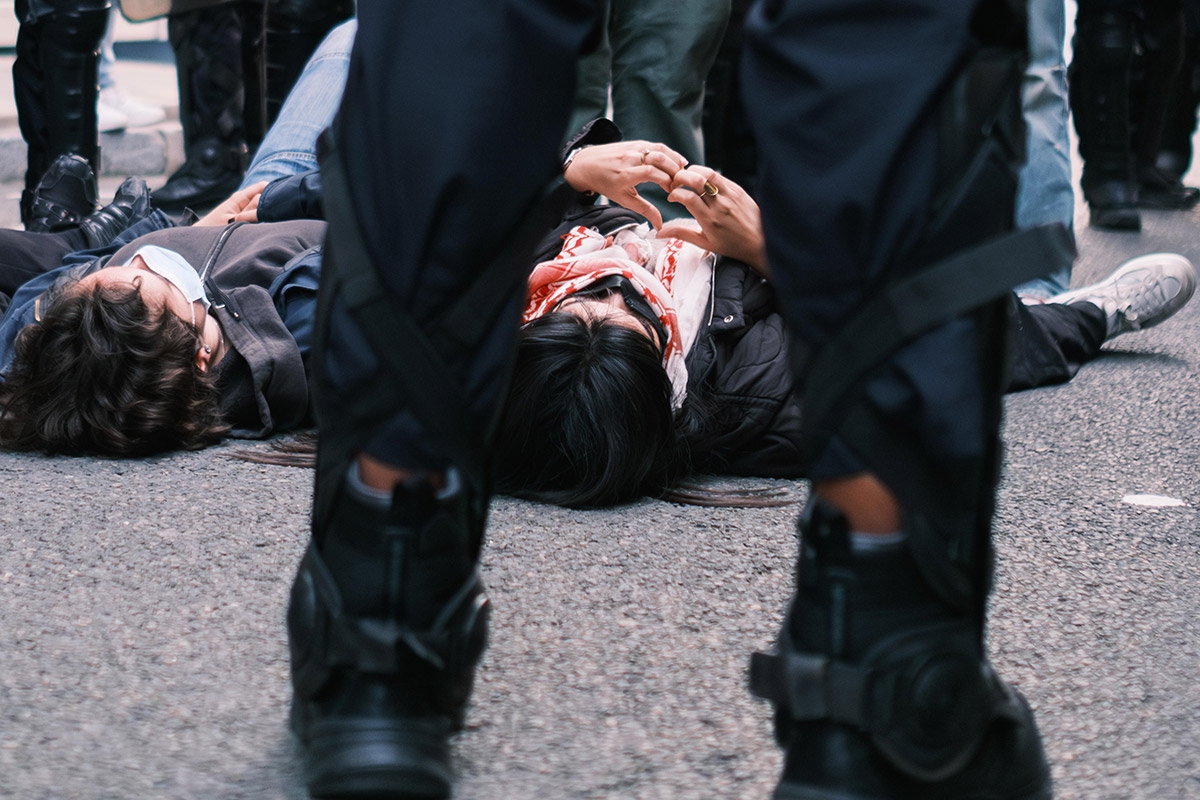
[742,1,1057,797]
[13,0,109,226]
[154,3,253,210]
[262,0,354,129]
[284,3,603,797]
[1070,2,1141,229]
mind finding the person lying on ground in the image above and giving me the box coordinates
[0,180,321,455]
[0,131,1191,468]
[0,121,666,456]
[492,137,1198,507]
[0,15,351,456]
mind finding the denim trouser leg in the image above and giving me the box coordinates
[1014,0,1075,299]
[241,18,357,187]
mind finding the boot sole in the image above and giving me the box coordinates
[303,717,455,799]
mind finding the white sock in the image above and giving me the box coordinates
[345,460,393,509]
[849,529,906,554]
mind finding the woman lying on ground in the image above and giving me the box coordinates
[492,127,1198,507]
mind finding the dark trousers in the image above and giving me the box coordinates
[0,228,88,312]
[1010,300,1108,391]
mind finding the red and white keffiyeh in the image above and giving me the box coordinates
[524,224,715,408]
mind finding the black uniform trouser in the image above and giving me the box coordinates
[13,0,110,198]
[315,0,1013,537]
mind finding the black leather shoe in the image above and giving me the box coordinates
[1137,164,1200,210]
[1083,178,1141,231]
[289,481,489,800]
[151,137,247,211]
[26,154,99,233]
[79,177,153,249]
[1153,150,1190,184]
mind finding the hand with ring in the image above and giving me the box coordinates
[661,166,769,276]
[562,139,688,229]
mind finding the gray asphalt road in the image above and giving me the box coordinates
[3,163,1200,800]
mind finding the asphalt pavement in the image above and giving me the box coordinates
[1,46,1199,800]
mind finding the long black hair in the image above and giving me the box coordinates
[492,311,689,508]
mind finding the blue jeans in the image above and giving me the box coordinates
[1014,0,1075,299]
[241,18,357,187]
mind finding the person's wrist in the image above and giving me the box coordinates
[562,145,595,195]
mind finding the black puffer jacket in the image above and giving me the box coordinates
[682,258,803,478]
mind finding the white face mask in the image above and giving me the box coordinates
[132,245,209,326]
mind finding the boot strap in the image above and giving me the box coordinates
[749,624,1024,782]
[292,545,489,698]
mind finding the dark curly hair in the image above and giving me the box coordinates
[0,279,228,455]
[492,311,689,508]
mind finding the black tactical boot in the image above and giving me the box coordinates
[152,137,248,211]
[13,3,108,227]
[1070,11,1141,231]
[288,475,489,799]
[1136,163,1200,209]
[78,176,153,249]
[750,499,1052,800]
[25,154,98,233]
[155,4,255,212]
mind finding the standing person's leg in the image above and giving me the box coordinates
[13,0,109,226]
[1155,3,1200,180]
[606,0,730,219]
[241,18,356,187]
[1015,0,1075,299]
[155,2,254,211]
[286,2,602,798]
[262,0,354,129]
[1130,0,1199,208]
[565,0,612,142]
[1070,0,1142,230]
[742,0,1057,796]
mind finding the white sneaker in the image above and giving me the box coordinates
[97,96,129,133]
[1048,252,1197,339]
[100,87,166,128]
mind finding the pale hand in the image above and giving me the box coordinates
[194,182,267,227]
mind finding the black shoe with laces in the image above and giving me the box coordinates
[25,154,99,232]
[78,177,153,249]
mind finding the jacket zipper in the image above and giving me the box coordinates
[201,222,245,320]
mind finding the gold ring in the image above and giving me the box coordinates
[702,180,720,198]
[641,149,650,165]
